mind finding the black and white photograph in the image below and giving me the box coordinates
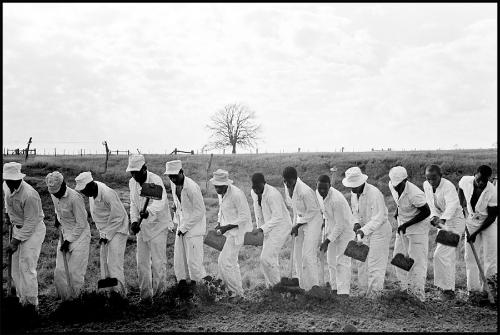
[2,2,498,333]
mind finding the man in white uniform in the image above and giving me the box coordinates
[3,162,46,316]
[127,154,173,304]
[388,166,431,302]
[211,169,252,299]
[423,164,465,301]
[75,171,129,298]
[316,175,354,296]
[282,167,323,292]
[46,171,91,301]
[250,173,292,288]
[165,160,208,285]
[342,166,392,298]
[458,165,497,302]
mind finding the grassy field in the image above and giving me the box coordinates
[3,149,497,298]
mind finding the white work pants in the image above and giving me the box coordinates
[393,232,428,301]
[54,228,90,300]
[464,220,497,292]
[326,230,353,295]
[100,232,127,296]
[293,217,323,291]
[260,225,288,287]
[356,222,391,297]
[218,235,244,296]
[137,229,168,300]
[11,222,46,306]
[433,218,465,291]
[174,234,206,282]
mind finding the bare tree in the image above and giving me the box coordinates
[206,103,261,154]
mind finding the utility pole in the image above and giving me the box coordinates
[103,141,110,173]
[24,137,32,162]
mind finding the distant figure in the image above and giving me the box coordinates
[211,169,252,300]
[250,173,292,288]
[165,160,208,286]
[316,175,354,296]
[388,166,431,302]
[128,154,173,305]
[342,167,391,298]
[423,164,465,301]
[75,171,129,299]
[282,166,323,291]
[458,165,497,303]
[46,171,90,301]
[3,162,46,317]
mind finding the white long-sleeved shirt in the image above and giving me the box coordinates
[89,181,129,240]
[458,176,497,219]
[316,187,354,242]
[217,184,252,243]
[3,181,45,241]
[423,178,463,221]
[350,183,389,236]
[129,171,172,242]
[51,186,90,243]
[284,177,322,226]
[170,176,206,237]
[388,180,429,235]
[251,183,292,235]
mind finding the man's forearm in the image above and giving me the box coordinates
[475,215,497,235]
[403,208,430,228]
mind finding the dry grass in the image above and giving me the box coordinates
[2,149,497,298]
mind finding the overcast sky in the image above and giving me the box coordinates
[3,3,497,154]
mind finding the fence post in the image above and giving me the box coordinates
[54,148,57,157]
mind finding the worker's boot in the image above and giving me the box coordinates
[139,297,153,306]
[108,291,129,310]
[440,289,455,301]
[23,304,40,328]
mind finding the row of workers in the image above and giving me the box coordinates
[2,158,497,312]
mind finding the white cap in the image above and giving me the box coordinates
[3,162,25,180]
[46,171,64,194]
[342,167,368,188]
[126,154,146,172]
[210,169,233,186]
[389,166,408,187]
[75,171,93,191]
[164,160,182,175]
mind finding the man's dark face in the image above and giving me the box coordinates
[168,171,184,186]
[474,172,488,189]
[131,166,147,184]
[283,177,297,190]
[80,182,96,198]
[393,179,407,195]
[214,185,228,195]
[5,179,22,193]
[425,169,441,189]
[350,183,365,194]
[317,181,330,199]
[252,182,265,195]
[53,181,67,199]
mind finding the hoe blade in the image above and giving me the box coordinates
[98,277,119,289]
[140,183,163,200]
[344,240,369,262]
[390,253,414,272]
[435,230,460,247]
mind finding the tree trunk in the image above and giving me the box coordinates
[232,143,236,154]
